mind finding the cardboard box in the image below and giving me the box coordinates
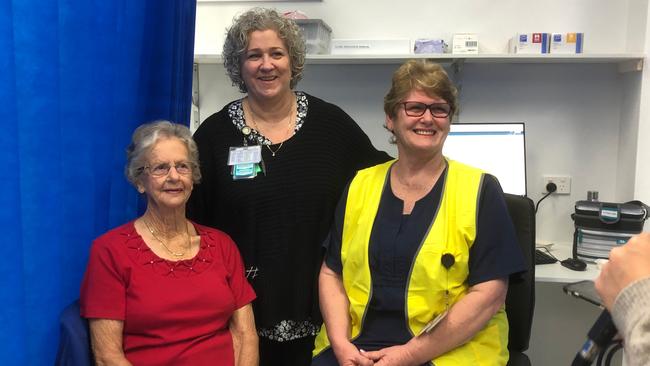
[452,33,478,54]
[510,33,551,54]
[330,39,411,55]
[550,33,584,54]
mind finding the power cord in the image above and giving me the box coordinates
[596,340,623,366]
[535,182,557,213]
[535,246,560,261]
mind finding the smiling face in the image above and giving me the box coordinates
[385,89,451,159]
[137,137,194,211]
[241,29,293,102]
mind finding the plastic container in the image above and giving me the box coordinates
[294,19,332,54]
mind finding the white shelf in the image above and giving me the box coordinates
[194,53,645,70]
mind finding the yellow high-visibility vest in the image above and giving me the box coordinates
[313,159,509,366]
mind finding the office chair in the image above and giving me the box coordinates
[55,300,94,366]
[503,193,536,366]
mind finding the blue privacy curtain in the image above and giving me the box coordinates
[0,0,196,364]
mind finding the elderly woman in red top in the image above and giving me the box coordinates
[80,121,257,366]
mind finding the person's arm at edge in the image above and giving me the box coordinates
[229,303,258,366]
[364,278,508,365]
[319,262,373,366]
[595,232,650,366]
[611,277,650,366]
[89,319,132,366]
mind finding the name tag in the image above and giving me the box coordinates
[417,310,448,336]
[228,145,261,166]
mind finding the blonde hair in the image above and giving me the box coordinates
[383,59,458,120]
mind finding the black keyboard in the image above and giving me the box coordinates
[535,249,558,265]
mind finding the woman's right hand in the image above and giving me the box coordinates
[595,232,650,310]
[332,341,374,366]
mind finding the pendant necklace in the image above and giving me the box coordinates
[247,99,295,157]
[143,218,190,258]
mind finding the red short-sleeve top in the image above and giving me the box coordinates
[80,221,256,366]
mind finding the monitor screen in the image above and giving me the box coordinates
[442,123,527,196]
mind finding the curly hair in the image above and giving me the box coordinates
[222,8,306,93]
[125,121,201,187]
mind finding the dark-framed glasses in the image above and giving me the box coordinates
[143,161,193,177]
[402,101,451,118]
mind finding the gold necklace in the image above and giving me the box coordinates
[265,141,283,157]
[143,219,190,258]
[247,99,295,157]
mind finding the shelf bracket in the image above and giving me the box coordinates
[618,59,643,73]
[191,63,200,132]
[450,59,465,120]
[451,58,465,75]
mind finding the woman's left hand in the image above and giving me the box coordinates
[362,345,418,366]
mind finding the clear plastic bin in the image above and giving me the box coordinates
[294,19,332,54]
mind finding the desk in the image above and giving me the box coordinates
[528,243,623,366]
[535,243,599,283]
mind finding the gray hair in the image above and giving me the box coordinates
[125,121,201,187]
[222,7,306,93]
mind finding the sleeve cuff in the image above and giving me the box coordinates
[611,277,650,335]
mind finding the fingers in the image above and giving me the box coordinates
[360,349,382,361]
[595,232,650,311]
[594,260,615,310]
[353,353,374,366]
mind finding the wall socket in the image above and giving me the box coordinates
[543,175,571,194]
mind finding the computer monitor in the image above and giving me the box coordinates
[442,122,527,196]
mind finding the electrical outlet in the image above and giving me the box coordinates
[543,175,571,194]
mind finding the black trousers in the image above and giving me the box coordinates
[259,335,316,366]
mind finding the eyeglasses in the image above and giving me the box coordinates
[142,161,193,177]
[402,101,451,118]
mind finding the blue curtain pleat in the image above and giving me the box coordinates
[0,1,27,364]
[0,1,197,364]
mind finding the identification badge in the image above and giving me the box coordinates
[232,163,261,180]
[228,145,261,166]
[417,310,448,337]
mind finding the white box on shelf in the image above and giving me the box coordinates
[509,33,551,54]
[330,39,411,55]
[294,19,332,55]
[550,33,584,54]
[452,34,478,54]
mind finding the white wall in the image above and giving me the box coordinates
[195,0,634,55]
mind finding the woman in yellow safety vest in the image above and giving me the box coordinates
[312,60,526,366]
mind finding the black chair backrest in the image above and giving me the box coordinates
[503,193,536,353]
